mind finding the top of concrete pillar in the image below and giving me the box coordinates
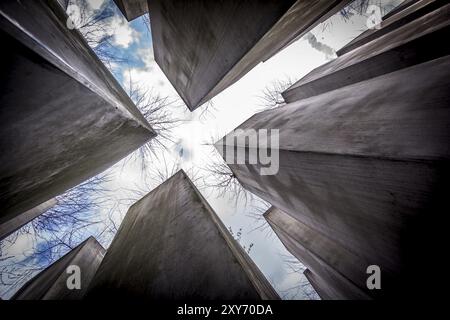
[148,0,350,111]
[13,237,105,300]
[86,170,279,300]
[113,0,148,21]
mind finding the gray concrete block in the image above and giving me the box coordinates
[217,55,450,298]
[337,0,447,56]
[113,0,148,21]
[265,207,371,300]
[148,0,350,111]
[86,170,279,300]
[283,3,450,102]
[13,237,106,300]
[0,1,155,225]
[0,198,57,241]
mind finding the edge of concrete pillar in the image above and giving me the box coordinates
[148,0,351,111]
[12,237,105,300]
[264,207,372,300]
[336,0,447,56]
[282,3,450,103]
[0,0,156,222]
[382,0,421,21]
[0,198,57,241]
[86,170,279,300]
[303,269,330,300]
[112,0,148,22]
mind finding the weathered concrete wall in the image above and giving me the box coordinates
[0,1,155,225]
[217,55,450,298]
[0,198,57,241]
[337,0,446,56]
[13,237,105,300]
[265,207,371,300]
[113,0,148,21]
[283,2,450,102]
[148,0,350,111]
[86,170,279,300]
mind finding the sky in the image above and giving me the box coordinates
[0,0,402,300]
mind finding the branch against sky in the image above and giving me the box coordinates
[69,0,129,69]
[0,172,112,298]
[123,76,183,175]
[280,254,320,300]
[258,77,295,110]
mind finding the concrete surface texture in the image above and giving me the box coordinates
[147,0,350,111]
[0,198,57,241]
[217,55,450,298]
[113,0,148,21]
[283,2,450,102]
[0,1,155,226]
[86,170,279,300]
[13,237,106,300]
[337,0,445,56]
[265,207,372,300]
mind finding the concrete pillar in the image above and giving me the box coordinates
[146,0,350,111]
[86,170,279,300]
[112,0,148,21]
[265,207,371,300]
[216,55,450,298]
[13,237,105,300]
[282,2,450,102]
[382,0,421,21]
[337,0,447,56]
[0,198,57,241]
[304,269,331,300]
[0,1,155,226]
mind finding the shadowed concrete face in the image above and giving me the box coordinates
[265,207,371,300]
[113,0,148,21]
[283,2,450,102]
[0,1,155,225]
[337,0,447,56]
[217,56,450,298]
[13,237,106,300]
[147,0,350,111]
[86,170,279,300]
[0,198,57,241]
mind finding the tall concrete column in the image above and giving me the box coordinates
[283,2,450,102]
[265,207,371,300]
[0,1,155,226]
[13,237,105,300]
[217,55,450,298]
[86,170,279,300]
[0,198,57,241]
[144,0,350,111]
[337,0,447,56]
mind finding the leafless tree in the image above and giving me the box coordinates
[228,227,254,255]
[280,254,320,300]
[0,172,112,298]
[68,0,128,69]
[258,77,294,110]
[124,77,182,174]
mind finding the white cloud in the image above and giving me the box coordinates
[111,16,139,48]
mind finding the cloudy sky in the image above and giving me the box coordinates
[0,0,402,299]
